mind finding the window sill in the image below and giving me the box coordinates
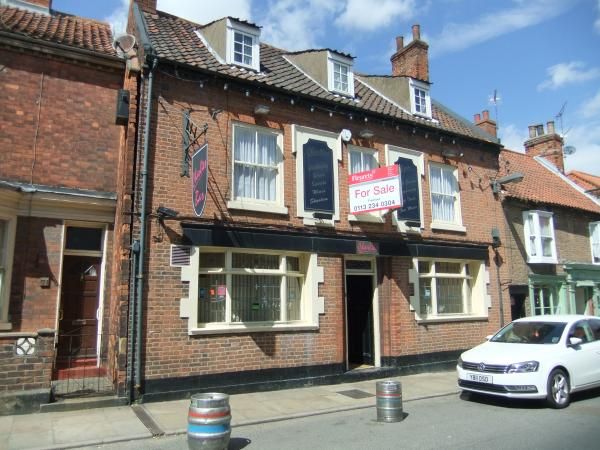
[430,222,467,233]
[527,258,558,264]
[227,200,288,215]
[348,214,384,224]
[415,314,488,324]
[189,322,319,335]
[0,322,13,332]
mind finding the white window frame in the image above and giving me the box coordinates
[181,248,325,334]
[531,284,559,316]
[409,79,432,119]
[0,214,16,330]
[226,19,260,71]
[429,162,465,232]
[327,52,355,97]
[227,122,287,215]
[409,258,489,322]
[348,145,382,223]
[523,210,557,264]
[590,222,600,265]
[386,145,424,233]
[293,125,341,227]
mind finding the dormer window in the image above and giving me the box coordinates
[226,19,260,71]
[327,52,354,96]
[410,79,431,118]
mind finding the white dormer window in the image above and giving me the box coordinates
[226,19,260,71]
[410,79,431,118]
[327,52,354,96]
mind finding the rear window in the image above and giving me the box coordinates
[491,321,567,344]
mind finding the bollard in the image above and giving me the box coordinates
[187,393,231,450]
[376,380,403,422]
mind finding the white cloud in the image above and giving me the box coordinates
[335,0,417,31]
[537,61,600,91]
[498,123,527,152]
[430,0,573,56]
[595,0,600,33]
[104,0,129,36]
[582,89,600,118]
[157,0,252,23]
[563,120,600,175]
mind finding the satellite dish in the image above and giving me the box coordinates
[563,145,576,155]
[112,34,136,58]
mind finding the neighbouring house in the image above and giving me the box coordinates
[494,121,600,320]
[120,0,512,402]
[0,0,128,413]
[567,170,600,199]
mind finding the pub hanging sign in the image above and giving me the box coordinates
[192,143,208,216]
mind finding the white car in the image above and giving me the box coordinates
[457,315,600,408]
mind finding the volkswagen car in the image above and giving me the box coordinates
[457,315,600,408]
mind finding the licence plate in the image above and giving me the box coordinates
[467,373,493,384]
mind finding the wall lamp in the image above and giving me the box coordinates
[253,104,270,116]
[491,172,524,194]
[441,149,463,158]
[156,206,179,219]
[359,129,375,139]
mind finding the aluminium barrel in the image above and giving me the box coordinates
[187,393,231,450]
[376,380,403,422]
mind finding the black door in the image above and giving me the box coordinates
[346,275,374,367]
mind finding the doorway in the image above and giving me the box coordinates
[346,274,375,368]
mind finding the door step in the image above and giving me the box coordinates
[40,395,128,413]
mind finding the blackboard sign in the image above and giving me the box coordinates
[192,143,208,216]
[396,157,420,226]
[303,139,335,213]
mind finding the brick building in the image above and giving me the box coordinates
[495,122,600,320]
[0,0,127,413]
[120,0,513,402]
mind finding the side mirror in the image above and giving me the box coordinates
[568,337,583,347]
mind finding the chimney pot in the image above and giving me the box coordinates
[412,24,421,40]
[482,110,489,121]
[474,113,481,123]
[547,121,555,134]
[396,36,404,51]
[528,125,536,138]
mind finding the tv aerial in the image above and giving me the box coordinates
[112,33,137,59]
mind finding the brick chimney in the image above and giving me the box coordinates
[524,120,565,172]
[391,24,429,82]
[132,0,157,13]
[473,110,497,137]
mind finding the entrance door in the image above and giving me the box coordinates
[56,255,101,369]
[346,275,374,367]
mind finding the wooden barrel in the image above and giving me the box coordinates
[187,393,231,450]
[376,380,403,422]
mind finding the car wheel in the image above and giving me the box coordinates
[546,368,570,409]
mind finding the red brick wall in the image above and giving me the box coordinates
[0,333,54,393]
[0,48,121,192]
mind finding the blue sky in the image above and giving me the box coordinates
[54,0,600,175]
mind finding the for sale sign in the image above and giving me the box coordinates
[348,164,402,214]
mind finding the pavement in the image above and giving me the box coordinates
[0,369,459,450]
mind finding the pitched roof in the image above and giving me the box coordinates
[567,170,600,197]
[0,5,117,57]
[499,150,600,214]
[141,10,499,145]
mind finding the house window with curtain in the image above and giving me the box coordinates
[228,123,286,214]
[590,222,600,264]
[523,211,557,264]
[429,163,464,231]
[197,250,305,325]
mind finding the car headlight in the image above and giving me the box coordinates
[457,356,463,368]
[507,361,539,373]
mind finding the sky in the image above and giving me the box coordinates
[53,0,600,175]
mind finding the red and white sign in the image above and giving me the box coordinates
[348,164,402,214]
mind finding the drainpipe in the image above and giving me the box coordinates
[134,55,157,400]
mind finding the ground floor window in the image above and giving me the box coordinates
[197,250,304,325]
[532,285,558,315]
[413,258,487,320]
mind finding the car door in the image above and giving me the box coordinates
[564,320,598,388]
[587,318,600,386]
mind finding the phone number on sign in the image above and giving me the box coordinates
[352,199,397,212]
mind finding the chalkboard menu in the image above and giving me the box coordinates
[396,157,420,226]
[303,139,335,213]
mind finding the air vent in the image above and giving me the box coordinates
[170,245,191,267]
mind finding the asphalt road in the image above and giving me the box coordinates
[77,389,600,450]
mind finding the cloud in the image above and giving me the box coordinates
[335,0,418,31]
[595,0,600,33]
[582,89,600,118]
[499,123,527,152]
[104,0,129,36]
[430,0,573,56]
[157,0,252,24]
[537,62,600,91]
[563,120,600,175]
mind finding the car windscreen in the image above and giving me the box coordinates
[490,321,567,344]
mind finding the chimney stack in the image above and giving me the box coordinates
[473,109,497,137]
[524,121,565,172]
[133,0,157,13]
[390,24,429,82]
